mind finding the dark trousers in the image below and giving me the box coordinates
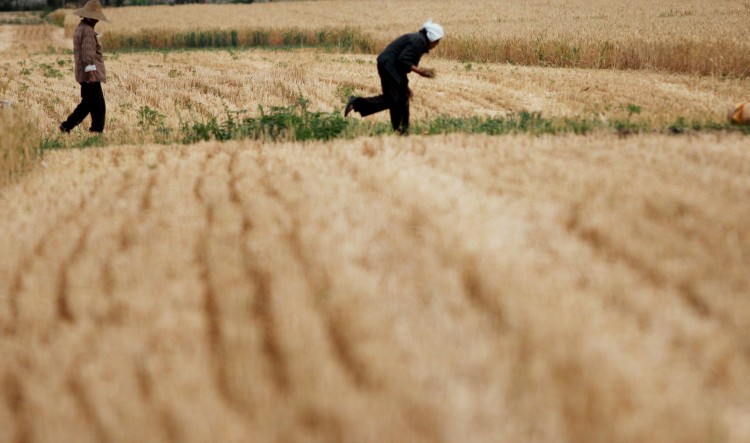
[62,82,106,133]
[352,64,410,134]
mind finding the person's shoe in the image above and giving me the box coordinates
[344,96,356,117]
[58,123,70,133]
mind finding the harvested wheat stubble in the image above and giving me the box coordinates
[1,133,749,443]
[6,50,748,146]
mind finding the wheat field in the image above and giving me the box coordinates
[2,2,750,442]
[4,50,748,144]
[2,134,750,442]
[76,0,749,46]
[66,0,750,76]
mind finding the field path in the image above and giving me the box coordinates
[1,134,750,442]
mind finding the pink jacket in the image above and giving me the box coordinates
[73,21,106,84]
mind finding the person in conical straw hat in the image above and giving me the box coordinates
[344,20,443,135]
[59,0,110,134]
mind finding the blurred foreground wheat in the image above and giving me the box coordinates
[0,108,42,186]
[1,133,749,443]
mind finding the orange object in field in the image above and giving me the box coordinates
[728,102,750,124]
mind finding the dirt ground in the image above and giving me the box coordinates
[2,134,749,443]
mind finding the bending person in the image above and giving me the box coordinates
[60,0,109,134]
[345,20,443,135]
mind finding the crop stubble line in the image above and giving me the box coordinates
[67,368,111,443]
[428,139,750,391]
[139,173,157,212]
[563,204,715,321]
[193,152,244,415]
[347,148,511,332]
[458,259,508,329]
[255,158,374,391]
[101,177,136,295]
[113,166,183,442]
[133,356,153,401]
[5,163,141,333]
[83,171,155,330]
[3,370,32,443]
[432,144,735,327]
[55,222,92,324]
[99,258,116,306]
[132,335,184,441]
[5,194,90,334]
[229,149,291,393]
[192,147,295,414]
[537,146,742,322]
[96,173,149,327]
[245,261,290,393]
[7,258,30,335]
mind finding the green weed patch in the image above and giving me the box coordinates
[181,98,349,143]
[178,98,748,143]
[37,98,748,152]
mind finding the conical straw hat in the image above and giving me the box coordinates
[72,0,110,23]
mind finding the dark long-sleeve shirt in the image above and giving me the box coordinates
[376,32,429,84]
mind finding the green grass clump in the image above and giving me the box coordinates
[38,63,64,79]
[181,97,349,143]
[414,112,560,136]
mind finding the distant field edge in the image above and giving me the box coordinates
[103,27,750,78]
[102,27,377,54]
[441,37,750,78]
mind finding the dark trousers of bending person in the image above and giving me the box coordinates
[352,64,411,134]
[61,82,106,133]
[345,22,442,135]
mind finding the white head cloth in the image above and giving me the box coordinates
[422,19,444,42]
